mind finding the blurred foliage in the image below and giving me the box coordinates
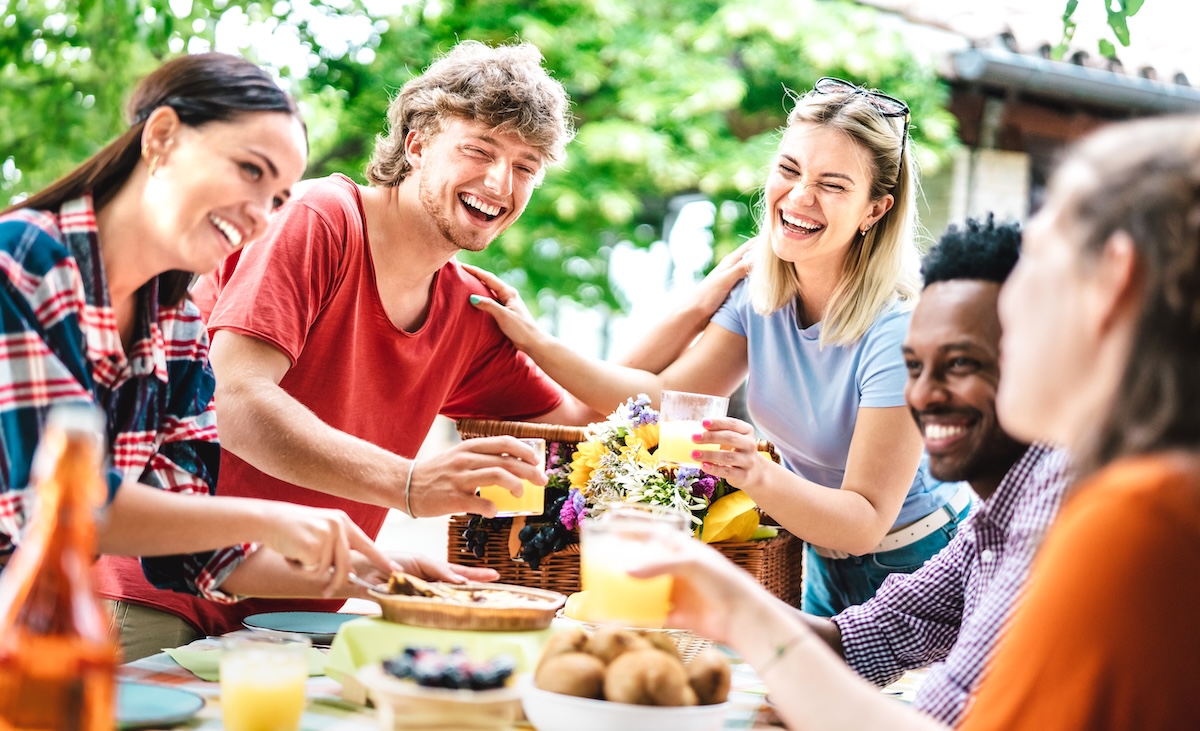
[1,0,958,315]
[1056,0,1144,60]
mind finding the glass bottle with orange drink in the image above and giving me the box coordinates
[0,405,119,731]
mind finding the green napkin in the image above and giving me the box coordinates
[164,646,327,682]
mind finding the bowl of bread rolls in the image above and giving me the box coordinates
[521,625,731,731]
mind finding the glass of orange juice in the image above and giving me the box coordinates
[580,503,692,628]
[220,632,310,731]
[657,390,729,466]
[478,437,547,517]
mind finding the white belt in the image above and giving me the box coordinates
[811,485,973,560]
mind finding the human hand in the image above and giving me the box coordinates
[260,503,393,597]
[391,553,501,584]
[407,436,547,519]
[629,531,772,646]
[689,416,777,491]
[463,263,543,352]
[693,238,755,315]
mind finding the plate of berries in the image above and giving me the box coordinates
[358,647,522,730]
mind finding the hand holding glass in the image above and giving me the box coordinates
[580,504,692,629]
[477,437,547,517]
[220,632,310,731]
[657,390,729,467]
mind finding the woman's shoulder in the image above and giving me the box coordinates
[0,208,75,279]
[858,297,914,342]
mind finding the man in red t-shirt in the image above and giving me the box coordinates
[95,40,599,646]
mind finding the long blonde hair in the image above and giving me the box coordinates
[749,86,921,347]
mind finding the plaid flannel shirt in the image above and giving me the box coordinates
[0,196,250,602]
[833,445,1069,725]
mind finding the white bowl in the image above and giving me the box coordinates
[520,679,729,731]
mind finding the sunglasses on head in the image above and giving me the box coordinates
[812,76,910,187]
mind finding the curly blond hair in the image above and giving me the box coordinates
[366,40,573,186]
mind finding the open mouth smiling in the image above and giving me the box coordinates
[209,213,243,248]
[780,210,824,235]
[460,193,506,223]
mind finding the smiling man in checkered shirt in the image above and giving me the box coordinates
[796,216,1070,725]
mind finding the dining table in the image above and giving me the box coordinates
[117,619,927,730]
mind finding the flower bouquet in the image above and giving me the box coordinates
[461,395,769,570]
[561,394,764,542]
[453,408,801,607]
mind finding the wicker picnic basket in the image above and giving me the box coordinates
[449,418,803,608]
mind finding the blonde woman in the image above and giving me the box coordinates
[470,78,968,615]
[636,113,1200,731]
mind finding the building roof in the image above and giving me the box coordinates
[858,0,1200,94]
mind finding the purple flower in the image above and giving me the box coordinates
[692,475,717,500]
[560,489,587,530]
[675,466,701,486]
[616,393,659,427]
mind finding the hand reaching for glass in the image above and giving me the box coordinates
[686,416,780,491]
[408,436,548,519]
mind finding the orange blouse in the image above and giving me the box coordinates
[959,453,1200,730]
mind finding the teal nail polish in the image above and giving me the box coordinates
[469,294,483,305]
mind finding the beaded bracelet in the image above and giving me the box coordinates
[404,460,419,518]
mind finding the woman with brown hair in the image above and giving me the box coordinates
[0,53,480,659]
[637,114,1200,730]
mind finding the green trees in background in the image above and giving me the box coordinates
[1,0,957,316]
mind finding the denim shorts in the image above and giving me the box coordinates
[801,499,971,617]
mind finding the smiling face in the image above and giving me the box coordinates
[764,122,893,272]
[143,109,307,275]
[904,280,1026,494]
[409,116,543,253]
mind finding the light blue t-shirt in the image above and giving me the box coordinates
[711,280,957,528]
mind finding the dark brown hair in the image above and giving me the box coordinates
[4,52,302,307]
[1056,116,1200,476]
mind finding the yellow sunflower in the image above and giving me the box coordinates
[626,423,659,451]
[569,439,608,490]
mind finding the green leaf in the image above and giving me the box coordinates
[1098,38,1116,59]
[1106,8,1131,47]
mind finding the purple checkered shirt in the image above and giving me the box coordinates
[832,445,1069,725]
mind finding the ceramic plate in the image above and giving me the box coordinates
[242,610,360,645]
[116,681,204,730]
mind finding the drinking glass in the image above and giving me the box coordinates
[220,632,310,731]
[657,390,729,466]
[580,503,692,629]
[478,437,547,517]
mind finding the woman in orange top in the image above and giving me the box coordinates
[638,114,1200,730]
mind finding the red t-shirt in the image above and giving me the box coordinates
[94,174,562,634]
